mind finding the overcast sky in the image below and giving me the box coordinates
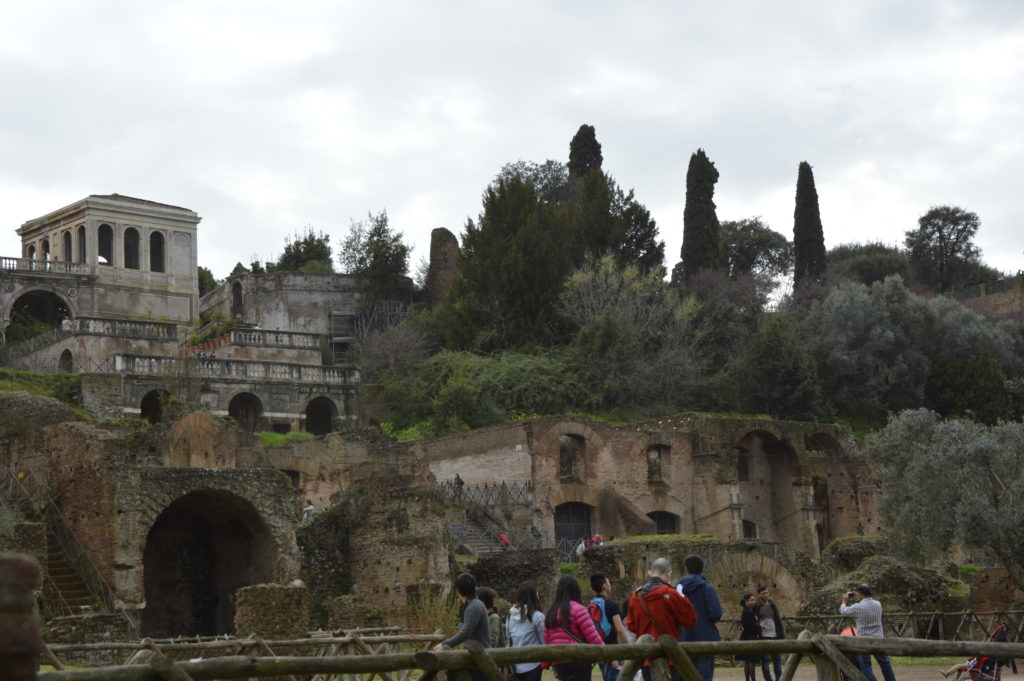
[2,1,1022,282]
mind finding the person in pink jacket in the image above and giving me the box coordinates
[544,575,605,680]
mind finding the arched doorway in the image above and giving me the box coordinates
[142,490,276,636]
[228,392,264,432]
[304,396,337,435]
[58,350,74,373]
[647,511,679,535]
[5,290,70,344]
[554,502,591,557]
[140,390,171,424]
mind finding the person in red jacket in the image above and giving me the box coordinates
[626,557,698,681]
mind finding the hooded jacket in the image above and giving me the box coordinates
[626,576,697,642]
[543,600,605,646]
[675,573,722,642]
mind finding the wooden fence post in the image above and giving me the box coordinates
[778,630,811,681]
[0,553,42,681]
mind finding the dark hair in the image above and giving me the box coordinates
[741,593,754,607]
[514,581,541,621]
[455,572,477,599]
[545,575,583,629]
[855,584,872,596]
[590,573,608,595]
[684,553,704,575]
[477,586,496,611]
[756,584,768,593]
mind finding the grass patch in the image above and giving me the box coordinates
[611,533,718,544]
[253,431,316,447]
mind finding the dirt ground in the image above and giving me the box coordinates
[713,664,954,681]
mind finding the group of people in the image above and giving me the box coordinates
[434,554,724,681]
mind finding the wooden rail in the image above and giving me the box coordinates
[35,633,1024,681]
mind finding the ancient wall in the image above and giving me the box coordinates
[409,423,533,487]
[424,227,459,310]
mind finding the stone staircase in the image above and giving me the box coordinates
[453,523,504,556]
[45,530,96,614]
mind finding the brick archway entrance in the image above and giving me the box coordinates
[142,489,276,636]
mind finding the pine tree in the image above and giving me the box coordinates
[567,124,603,178]
[793,161,826,287]
[678,148,721,283]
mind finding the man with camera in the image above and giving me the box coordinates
[839,585,896,681]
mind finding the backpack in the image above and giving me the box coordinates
[588,596,612,637]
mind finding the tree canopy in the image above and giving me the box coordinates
[338,210,411,301]
[870,409,1024,592]
[266,226,334,273]
[567,124,603,178]
[905,205,982,293]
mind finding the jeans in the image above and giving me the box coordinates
[761,652,782,681]
[598,661,620,681]
[693,655,715,681]
[857,653,897,681]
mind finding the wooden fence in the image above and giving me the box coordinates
[33,632,1024,681]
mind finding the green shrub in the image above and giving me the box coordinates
[254,431,316,447]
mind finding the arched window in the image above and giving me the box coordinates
[150,231,165,272]
[231,281,243,319]
[26,245,36,260]
[62,232,72,263]
[742,519,758,539]
[41,239,50,261]
[76,225,86,263]
[124,227,140,270]
[98,224,113,265]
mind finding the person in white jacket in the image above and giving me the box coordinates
[506,581,546,681]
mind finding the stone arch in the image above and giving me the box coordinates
[150,231,166,273]
[707,549,807,619]
[735,430,805,547]
[98,223,113,265]
[647,510,680,534]
[58,349,74,373]
[228,392,264,432]
[124,227,140,270]
[61,231,72,263]
[76,225,86,263]
[141,489,277,636]
[554,501,592,556]
[2,288,74,343]
[534,421,608,487]
[140,389,171,424]
[304,396,337,436]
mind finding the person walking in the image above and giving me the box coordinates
[755,585,784,681]
[544,574,605,681]
[839,585,896,681]
[738,594,762,681]
[435,573,490,681]
[676,554,723,681]
[626,557,697,681]
[507,581,547,681]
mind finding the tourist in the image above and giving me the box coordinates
[839,585,896,681]
[454,473,465,500]
[625,557,696,681]
[756,584,784,681]
[477,586,503,649]
[738,593,761,681]
[544,574,605,681]
[590,573,630,681]
[435,572,491,681]
[498,532,511,550]
[301,500,314,523]
[507,581,546,681]
[675,554,723,681]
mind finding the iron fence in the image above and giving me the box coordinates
[440,480,532,507]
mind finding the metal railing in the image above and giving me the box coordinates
[7,470,137,637]
[440,480,532,507]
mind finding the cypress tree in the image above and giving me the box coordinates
[567,124,603,178]
[793,161,827,287]
[678,148,721,283]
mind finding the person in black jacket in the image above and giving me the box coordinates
[738,594,762,681]
[756,585,785,681]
